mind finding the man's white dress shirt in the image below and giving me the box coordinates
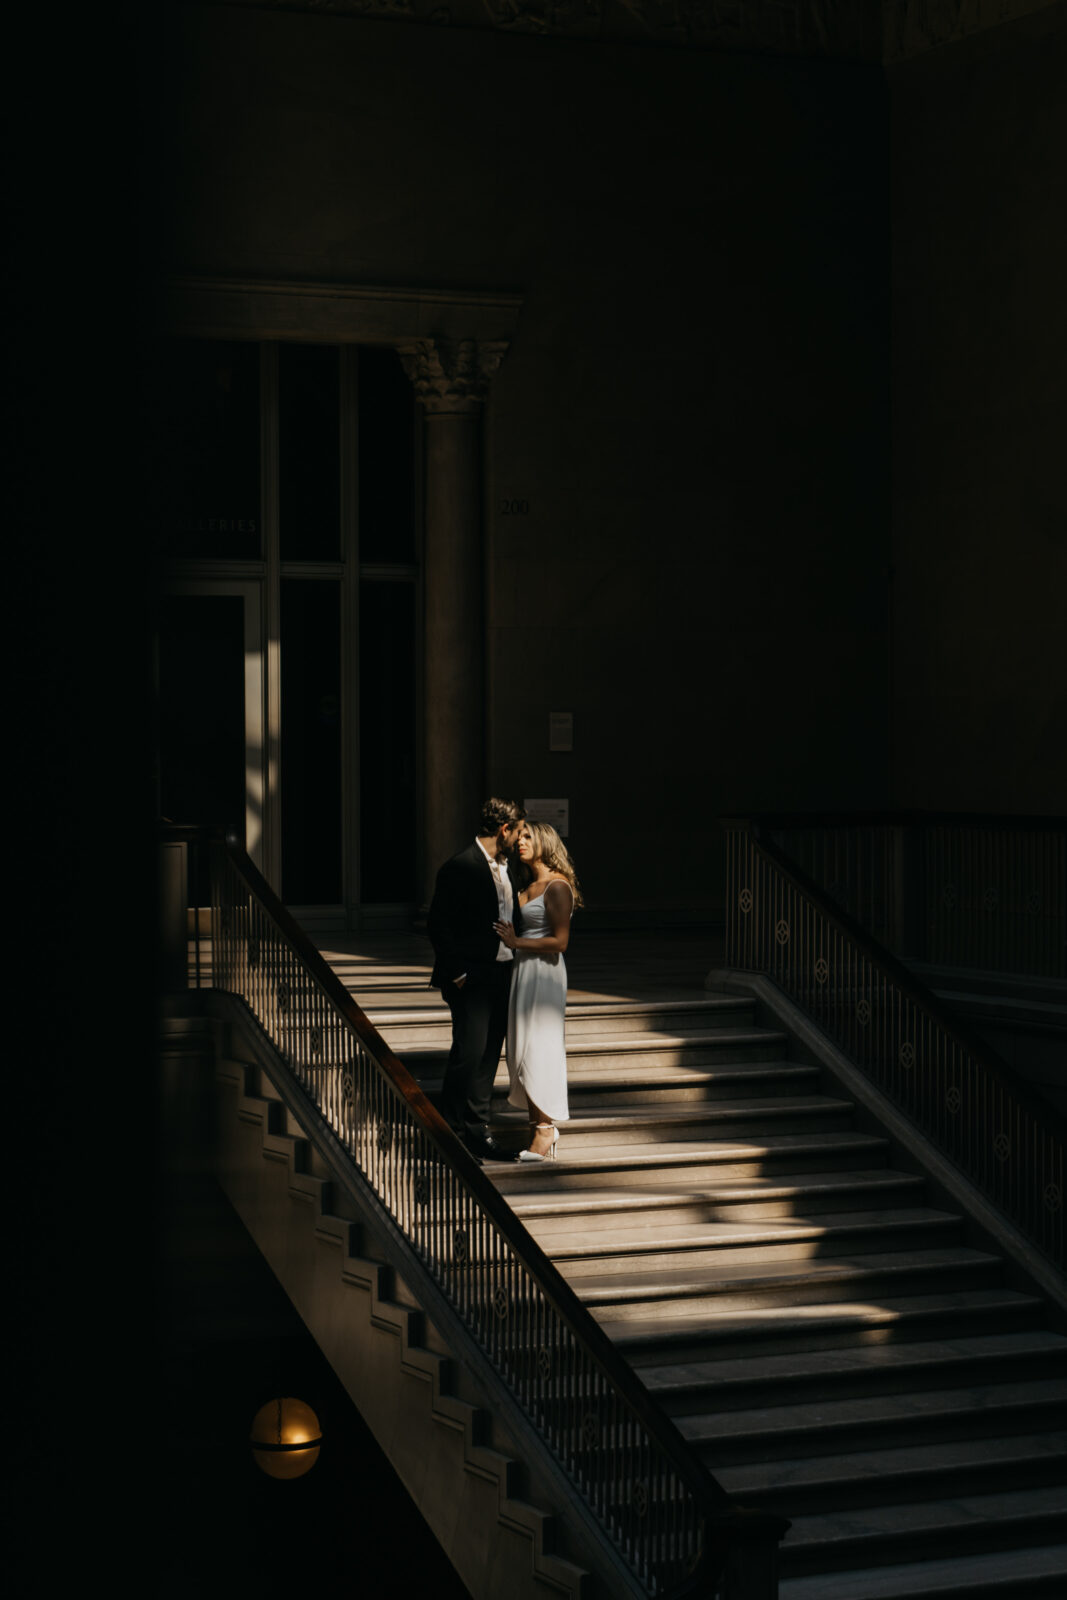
[476,836,515,964]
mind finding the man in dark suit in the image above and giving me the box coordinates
[428,797,526,1162]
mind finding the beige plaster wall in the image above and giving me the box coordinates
[889,6,1067,815]
[153,7,892,917]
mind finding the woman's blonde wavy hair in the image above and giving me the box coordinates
[521,820,584,909]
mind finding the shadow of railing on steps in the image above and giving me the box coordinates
[160,823,788,1600]
[721,818,1065,1272]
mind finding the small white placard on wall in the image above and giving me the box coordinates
[549,712,573,751]
[525,798,570,837]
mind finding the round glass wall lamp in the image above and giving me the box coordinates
[250,1397,322,1480]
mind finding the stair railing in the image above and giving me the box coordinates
[164,824,787,1599]
[723,818,1064,1270]
[754,811,1066,978]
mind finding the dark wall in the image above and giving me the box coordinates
[154,7,891,917]
[889,5,1067,814]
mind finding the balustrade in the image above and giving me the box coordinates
[763,813,1065,977]
[164,825,782,1597]
[724,819,1064,1267]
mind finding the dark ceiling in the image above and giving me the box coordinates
[202,0,1056,65]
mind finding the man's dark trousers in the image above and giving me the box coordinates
[442,962,512,1136]
[428,838,517,1141]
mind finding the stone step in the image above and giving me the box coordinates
[369,995,757,1049]
[601,1286,1049,1363]
[529,1207,964,1268]
[503,1168,928,1226]
[778,1543,1067,1599]
[489,1097,859,1154]
[399,1053,812,1102]
[563,997,757,1034]
[561,1029,791,1068]
[639,1330,1067,1414]
[678,1378,1067,1466]
[779,1487,1067,1577]
[567,1246,1005,1318]
[595,1288,1045,1363]
[503,1059,823,1107]
[405,1056,823,1106]
[716,1431,1067,1514]
[399,1029,793,1081]
[490,1131,893,1191]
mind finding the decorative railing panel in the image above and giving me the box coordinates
[767,814,1066,978]
[921,820,1065,978]
[194,831,742,1597]
[769,822,897,950]
[725,821,1064,1267]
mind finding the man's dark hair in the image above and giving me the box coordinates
[478,797,526,836]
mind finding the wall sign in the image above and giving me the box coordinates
[549,711,573,751]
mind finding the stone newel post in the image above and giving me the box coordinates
[398,337,508,909]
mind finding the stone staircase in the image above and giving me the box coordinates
[367,987,1067,1599]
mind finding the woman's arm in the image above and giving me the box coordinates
[494,880,573,954]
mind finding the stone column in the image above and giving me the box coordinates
[398,338,508,910]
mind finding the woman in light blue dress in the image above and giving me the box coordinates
[494,820,582,1162]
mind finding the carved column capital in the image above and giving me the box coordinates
[397,338,509,414]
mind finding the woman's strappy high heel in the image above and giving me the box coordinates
[518,1122,559,1163]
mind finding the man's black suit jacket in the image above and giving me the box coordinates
[427,841,517,989]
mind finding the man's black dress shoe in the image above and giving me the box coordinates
[463,1128,515,1163]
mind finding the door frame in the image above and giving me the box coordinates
[159,577,266,872]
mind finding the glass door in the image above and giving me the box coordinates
[154,334,419,926]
